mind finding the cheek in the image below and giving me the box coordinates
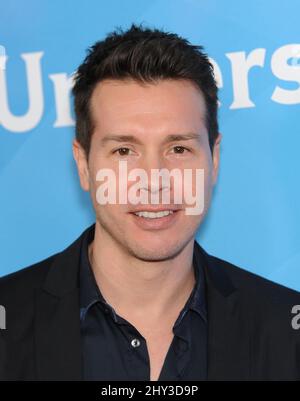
[179,160,213,217]
[185,159,213,192]
[93,203,126,229]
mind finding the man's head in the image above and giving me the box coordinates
[72,23,221,262]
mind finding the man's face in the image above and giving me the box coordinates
[73,78,221,261]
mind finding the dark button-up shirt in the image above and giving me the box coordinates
[79,224,207,381]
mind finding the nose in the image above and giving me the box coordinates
[138,152,170,195]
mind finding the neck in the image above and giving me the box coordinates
[88,221,196,322]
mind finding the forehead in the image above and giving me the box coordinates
[90,78,207,138]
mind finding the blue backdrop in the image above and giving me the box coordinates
[1,0,299,291]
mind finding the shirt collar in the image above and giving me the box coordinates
[79,223,207,323]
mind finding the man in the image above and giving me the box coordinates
[0,23,299,381]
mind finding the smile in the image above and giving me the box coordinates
[133,210,174,219]
[129,209,180,231]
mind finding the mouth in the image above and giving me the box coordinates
[129,209,181,230]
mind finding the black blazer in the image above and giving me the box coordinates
[0,224,299,381]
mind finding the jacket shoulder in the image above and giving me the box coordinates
[209,254,300,304]
[0,254,56,305]
[207,253,300,346]
[0,224,92,306]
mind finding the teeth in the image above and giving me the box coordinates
[134,210,174,218]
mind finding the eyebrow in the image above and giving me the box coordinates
[100,132,202,145]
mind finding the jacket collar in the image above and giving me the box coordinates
[35,223,250,380]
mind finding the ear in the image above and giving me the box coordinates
[212,133,222,185]
[72,139,90,191]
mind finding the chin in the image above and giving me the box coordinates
[130,248,179,262]
[127,237,188,262]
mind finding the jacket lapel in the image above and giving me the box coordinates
[194,242,251,380]
[35,288,82,380]
[34,227,88,380]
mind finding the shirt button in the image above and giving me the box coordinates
[131,338,141,348]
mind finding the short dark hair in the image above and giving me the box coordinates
[72,23,219,158]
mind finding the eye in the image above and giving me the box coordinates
[113,147,133,156]
[171,146,190,154]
